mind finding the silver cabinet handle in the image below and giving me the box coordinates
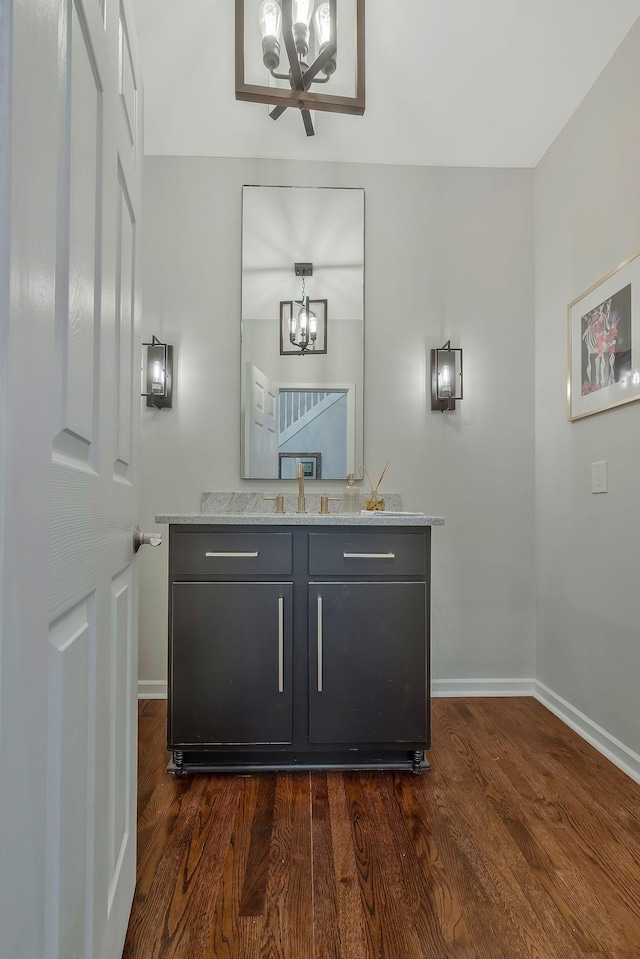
[278,596,284,694]
[343,552,395,559]
[204,551,259,558]
[317,595,323,692]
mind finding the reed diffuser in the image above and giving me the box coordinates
[363,461,391,511]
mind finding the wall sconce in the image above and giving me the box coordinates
[235,0,365,137]
[430,341,463,412]
[141,336,173,409]
[279,262,328,355]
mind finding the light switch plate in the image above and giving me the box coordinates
[591,460,608,493]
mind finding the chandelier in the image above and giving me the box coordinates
[235,0,365,137]
[279,263,328,355]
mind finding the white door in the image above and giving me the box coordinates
[244,361,279,477]
[0,2,143,958]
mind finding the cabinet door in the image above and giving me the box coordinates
[309,582,427,744]
[171,583,293,745]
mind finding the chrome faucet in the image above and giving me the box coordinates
[296,462,307,513]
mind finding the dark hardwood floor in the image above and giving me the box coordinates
[122,698,640,958]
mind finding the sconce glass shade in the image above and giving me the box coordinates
[142,335,173,409]
[431,342,463,411]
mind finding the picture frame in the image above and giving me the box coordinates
[568,249,640,421]
[280,300,328,356]
[278,453,321,480]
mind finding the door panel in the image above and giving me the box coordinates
[244,361,278,478]
[47,599,94,959]
[115,169,135,476]
[59,1,100,455]
[119,7,138,149]
[109,568,133,908]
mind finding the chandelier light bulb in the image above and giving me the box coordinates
[314,2,331,46]
[151,359,165,394]
[292,0,314,27]
[440,364,451,397]
[259,0,282,71]
[291,0,313,57]
[259,0,281,39]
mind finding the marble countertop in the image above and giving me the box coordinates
[155,491,444,527]
[155,512,444,527]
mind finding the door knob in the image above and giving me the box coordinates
[133,525,163,552]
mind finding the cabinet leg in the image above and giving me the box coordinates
[173,750,185,777]
[412,749,424,774]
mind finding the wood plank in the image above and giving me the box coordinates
[324,771,370,959]
[122,773,239,958]
[259,772,314,959]
[238,774,277,917]
[308,772,342,959]
[208,775,266,959]
[342,771,427,958]
[387,771,476,957]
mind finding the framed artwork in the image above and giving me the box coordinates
[278,453,321,479]
[280,300,327,356]
[568,250,640,421]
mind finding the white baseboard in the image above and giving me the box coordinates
[137,679,167,699]
[535,681,640,786]
[431,677,537,697]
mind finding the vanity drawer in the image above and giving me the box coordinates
[171,531,292,576]
[309,531,426,576]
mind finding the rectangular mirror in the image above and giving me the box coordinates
[241,185,364,479]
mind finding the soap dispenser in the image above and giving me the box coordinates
[342,473,360,514]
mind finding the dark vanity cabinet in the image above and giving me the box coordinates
[167,524,431,774]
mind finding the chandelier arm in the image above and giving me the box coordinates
[267,80,327,127]
[266,1,335,133]
[301,109,315,135]
[269,104,288,120]
[300,41,337,88]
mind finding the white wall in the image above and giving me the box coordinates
[534,20,640,758]
[138,158,536,688]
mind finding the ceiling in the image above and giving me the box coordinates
[130,1,640,168]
